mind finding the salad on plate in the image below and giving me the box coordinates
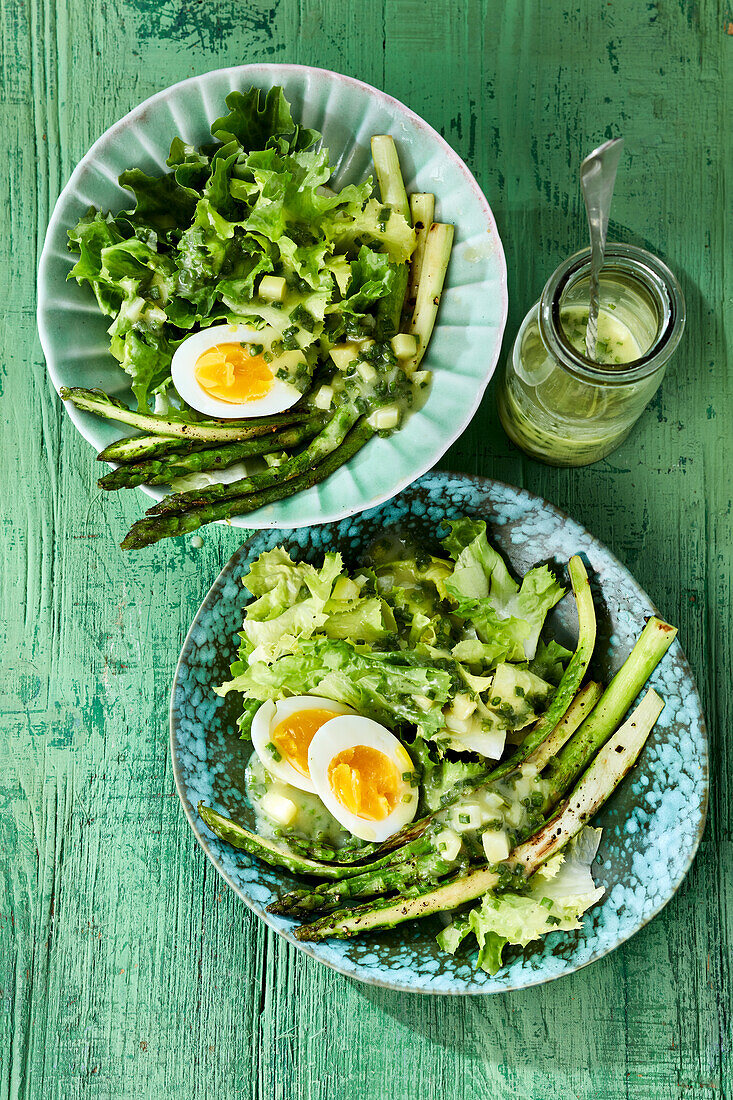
[59,86,454,548]
[198,516,677,975]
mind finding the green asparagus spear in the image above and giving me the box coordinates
[405,193,435,313]
[544,616,677,801]
[370,136,411,222]
[370,136,411,334]
[199,804,431,885]
[98,420,323,491]
[98,434,218,465]
[120,418,374,549]
[523,680,603,772]
[294,690,663,942]
[513,689,664,872]
[145,406,359,517]
[198,804,354,880]
[272,849,459,918]
[403,223,454,374]
[60,387,311,443]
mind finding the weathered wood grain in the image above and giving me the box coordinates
[0,0,730,1097]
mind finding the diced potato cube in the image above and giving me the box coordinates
[482,829,510,863]
[329,345,359,372]
[451,802,483,832]
[314,385,334,410]
[391,333,419,359]
[258,275,287,302]
[357,361,377,383]
[367,405,401,431]
[437,828,462,862]
[260,792,297,826]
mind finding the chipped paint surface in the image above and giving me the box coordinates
[1,0,731,1098]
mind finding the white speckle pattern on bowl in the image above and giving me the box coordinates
[170,472,708,994]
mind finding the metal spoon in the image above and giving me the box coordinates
[580,137,624,360]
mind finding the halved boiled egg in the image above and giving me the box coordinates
[171,324,304,419]
[308,715,419,842]
[251,696,355,793]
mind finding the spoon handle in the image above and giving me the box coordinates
[580,137,624,360]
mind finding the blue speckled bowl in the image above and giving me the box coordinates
[170,473,708,994]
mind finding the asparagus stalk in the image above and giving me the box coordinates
[199,804,431,884]
[272,849,458,918]
[98,434,218,465]
[120,418,374,549]
[145,406,359,517]
[544,616,677,801]
[98,420,324,491]
[370,136,411,222]
[295,690,663,941]
[405,193,435,312]
[198,804,354,880]
[60,387,311,443]
[513,689,664,872]
[403,223,454,373]
[524,680,603,772]
[370,136,412,334]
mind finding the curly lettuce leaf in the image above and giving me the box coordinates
[119,167,198,235]
[410,740,489,813]
[528,638,573,686]
[219,637,454,740]
[340,246,397,312]
[330,197,416,265]
[442,520,565,662]
[210,87,319,153]
[437,827,605,974]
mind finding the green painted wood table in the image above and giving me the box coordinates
[1,1,730,1097]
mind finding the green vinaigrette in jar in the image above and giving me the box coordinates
[497,245,685,467]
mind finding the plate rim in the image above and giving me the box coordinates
[169,470,709,995]
[36,62,509,529]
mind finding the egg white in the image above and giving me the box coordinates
[308,715,418,842]
[250,696,355,793]
[171,323,302,419]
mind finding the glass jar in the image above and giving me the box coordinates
[497,244,686,466]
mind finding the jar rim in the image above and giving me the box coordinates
[538,244,686,385]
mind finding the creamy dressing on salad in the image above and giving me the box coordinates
[429,766,551,860]
[245,753,349,848]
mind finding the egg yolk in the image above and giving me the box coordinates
[328,746,401,821]
[194,343,273,404]
[271,708,340,777]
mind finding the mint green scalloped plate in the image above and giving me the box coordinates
[37,65,507,529]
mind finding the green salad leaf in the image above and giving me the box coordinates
[219,525,575,755]
[67,85,417,414]
[442,519,565,663]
